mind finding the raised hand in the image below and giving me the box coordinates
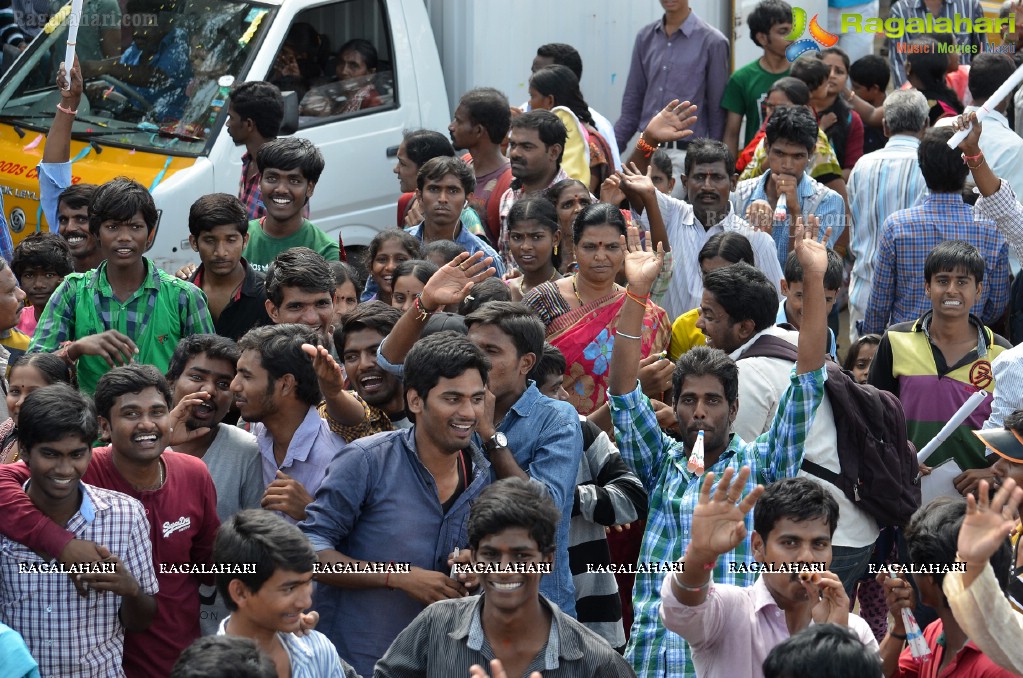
[877,570,914,635]
[600,174,626,206]
[792,215,831,276]
[745,199,775,233]
[618,162,658,202]
[958,478,1022,565]
[167,391,212,446]
[56,55,83,101]
[951,109,983,157]
[688,466,764,560]
[643,99,699,146]
[622,226,664,293]
[301,343,345,396]
[421,251,496,310]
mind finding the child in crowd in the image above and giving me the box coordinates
[848,54,889,154]
[842,334,880,384]
[648,150,676,195]
[360,229,422,304]
[390,260,438,313]
[0,353,75,464]
[422,239,467,267]
[10,233,74,337]
[778,247,843,359]
[329,260,363,322]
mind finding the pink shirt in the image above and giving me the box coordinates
[660,573,879,678]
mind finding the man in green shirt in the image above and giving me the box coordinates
[29,178,215,394]
[243,137,341,271]
[722,0,793,158]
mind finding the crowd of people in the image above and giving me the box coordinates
[3,0,1023,676]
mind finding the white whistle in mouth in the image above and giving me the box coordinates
[687,430,705,476]
[773,193,788,222]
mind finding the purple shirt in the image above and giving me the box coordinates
[614,11,730,147]
[660,574,878,678]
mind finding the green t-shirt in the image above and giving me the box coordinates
[243,219,341,271]
[721,60,790,147]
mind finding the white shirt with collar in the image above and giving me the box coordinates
[729,326,879,548]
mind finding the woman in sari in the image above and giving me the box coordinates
[523,203,669,415]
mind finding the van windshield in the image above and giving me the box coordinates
[0,1,274,157]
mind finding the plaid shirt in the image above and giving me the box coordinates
[860,180,1016,336]
[609,365,826,678]
[0,482,158,678]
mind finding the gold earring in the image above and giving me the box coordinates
[553,244,559,255]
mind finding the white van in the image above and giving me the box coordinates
[0,0,450,269]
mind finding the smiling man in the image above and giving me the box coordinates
[301,330,492,677]
[376,478,636,677]
[0,365,221,677]
[225,81,286,221]
[215,510,360,678]
[29,177,215,395]
[264,247,336,348]
[242,137,340,272]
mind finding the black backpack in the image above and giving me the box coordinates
[739,335,921,528]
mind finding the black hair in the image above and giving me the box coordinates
[753,477,840,540]
[333,300,400,354]
[536,43,583,80]
[907,40,963,119]
[763,624,883,678]
[818,46,850,71]
[1005,409,1023,433]
[214,510,316,611]
[671,346,739,406]
[789,56,830,92]
[94,364,173,421]
[458,278,512,316]
[392,259,438,287]
[338,38,378,71]
[365,229,422,271]
[842,334,881,372]
[509,110,568,164]
[171,636,276,678]
[764,105,818,155]
[529,65,595,126]
[403,330,489,402]
[255,137,325,184]
[264,247,336,308]
[11,232,74,279]
[507,196,562,269]
[165,334,240,383]
[458,88,512,145]
[848,54,890,91]
[923,240,985,284]
[784,247,843,290]
[416,156,476,195]
[237,324,322,407]
[906,497,1011,591]
[188,193,248,238]
[229,81,285,139]
[698,232,755,268]
[56,183,97,213]
[89,177,158,235]
[17,383,97,455]
[572,202,626,245]
[10,352,76,390]
[650,149,674,181]
[527,342,566,386]
[465,301,544,359]
[402,129,456,168]
[919,126,970,193]
[766,76,811,107]
[468,477,560,554]
[702,262,779,334]
[544,178,590,210]
[969,53,1017,103]
[422,239,467,266]
[328,260,364,300]
[683,138,736,177]
[748,0,794,48]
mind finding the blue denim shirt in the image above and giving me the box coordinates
[299,427,492,678]
[472,383,583,617]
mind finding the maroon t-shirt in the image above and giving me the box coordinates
[0,448,220,678]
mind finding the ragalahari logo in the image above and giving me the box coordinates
[785,8,840,61]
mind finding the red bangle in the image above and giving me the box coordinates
[626,288,650,308]
[413,294,436,321]
[637,133,659,158]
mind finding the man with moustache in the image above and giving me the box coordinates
[300,326,493,678]
[0,365,221,677]
[264,247,336,348]
[233,323,344,525]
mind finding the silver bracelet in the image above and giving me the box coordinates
[616,330,642,340]
[672,570,711,593]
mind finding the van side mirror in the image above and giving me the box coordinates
[280,91,299,135]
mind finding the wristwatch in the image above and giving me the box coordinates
[482,432,508,454]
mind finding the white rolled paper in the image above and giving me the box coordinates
[62,0,85,90]
[947,61,1023,148]
[916,389,989,464]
